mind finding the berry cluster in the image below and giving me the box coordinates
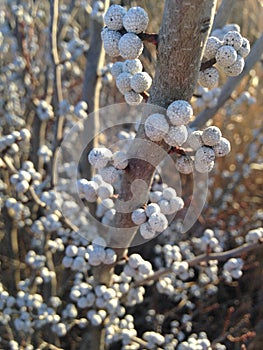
[123,253,154,282]
[102,5,152,105]
[0,128,31,154]
[36,100,54,121]
[192,228,222,253]
[245,227,263,243]
[200,29,250,89]
[102,5,148,58]
[223,257,244,281]
[63,238,117,270]
[131,187,184,240]
[111,59,152,105]
[144,100,231,173]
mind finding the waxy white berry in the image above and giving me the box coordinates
[212,137,231,157]
[223,30,243,50]
[104,5,126,31]
[164,125,188,147]
[116,72,132,94]
[166,100,193,126]
[216,45,237,67]
[204,36,222,60]
[201,126,222,146]
[131,72,152,93]
[224,55,244,76]
[118,33,144,59]
[88,148,112,169]
[122,59,143,74]
[124,91,143,105]
[199,67,219,89]
[144,113,169,142]
[123,7,149,34]
[102,28,122,57]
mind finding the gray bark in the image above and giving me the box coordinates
[149,0,217,107]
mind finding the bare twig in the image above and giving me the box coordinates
[50,0,64,186]
[191,32,263,129]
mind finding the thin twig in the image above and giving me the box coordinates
[50,0,64,186]
[133,239,263,287]
[38,341,63,350]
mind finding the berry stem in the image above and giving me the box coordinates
[200,57,216,71]
[138,32,159,46]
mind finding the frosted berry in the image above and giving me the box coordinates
[199,67,219,89]
[148,212,168,233]
[187,130,204,150]
[224,55,244,76]
[216,45,237,67]
[104,5,126,31]
[237,37,250,58]
[110,62,124,78]
[122,59,143,74]
[131,208,147,225]
[145,203,161,217]
[201,126,222,146]
[140,222,157,239]
[116,72,132,94]
[195,159,214,173]
[83,181,99,202]
[130,72,152,93]
[175,155,194,174]
[88,148,112,169]
[113,151,128,170]
[97,182,114,200]
[195,146,215,173]
[99,166,120,184]
[159,197,184,215]
[164,125,188,147]
[144,113,169,142]
[223,31,243,50]
[123,7,149,34]
[204,36,222,60]
[195,146,215,163]
[166,100,193,126]
[101,28,122,57]
[118,33,144,59]
[124,91,143,105]
[163,187,177,200]
[212,137,231,157]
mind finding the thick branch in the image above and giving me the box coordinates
[191,32,263,129]
[149,0,217,107]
